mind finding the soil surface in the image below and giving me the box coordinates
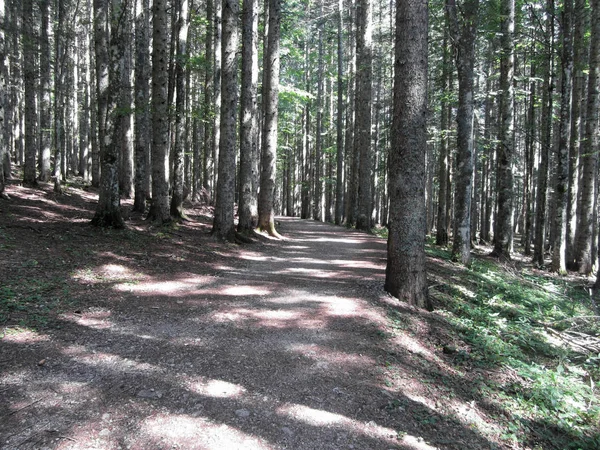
[2,182,512,449]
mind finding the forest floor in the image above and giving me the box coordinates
[1,179,599,450]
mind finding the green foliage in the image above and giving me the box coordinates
[427,245,600,448]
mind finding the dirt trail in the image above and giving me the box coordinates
[1,197,501,450]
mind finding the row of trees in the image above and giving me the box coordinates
[1,0,599,306]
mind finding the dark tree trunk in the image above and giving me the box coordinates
[385,0,430,310]
[22,0,37,186]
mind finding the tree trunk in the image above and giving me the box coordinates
[551,0,573,274]
[385,0,430,310]
[238,0,259,232]
[447,0,479,266]
[334,0,345,225]
[212,0,238,240]
[118,1,134,199]
[354,0,373,231]
[436,31,451,246]
[573,0,600,274]
[146,0,171,224]
[39,0,52,182]
[0,0,5,197]
[212,0,222,200]
[133,0,150,213]
[91,0,125,228]
[492,0,515,259]
[22,0,37,186]
[170,0,190,219]
[257,0,281,236]
[313,6,324,222]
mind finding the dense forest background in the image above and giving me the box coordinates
[0,0,599,286]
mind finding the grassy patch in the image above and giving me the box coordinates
[423,244,600,449]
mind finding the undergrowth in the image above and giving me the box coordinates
[426,243,600,449]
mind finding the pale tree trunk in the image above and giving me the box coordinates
[238,0,259,232]
[202,0,213,193]
[39,0,52,182]
[574,0,600,274]
[551,0,573,274]
[91,0,125,228]
[354,0,373,231]
[447,0,479,266]
[54,0,67,193]
[301,34,311,220]
[523,66,535,255]
[212,0,238,240]
[22,0,37,186]
[147,0,171,224]
[334,0,344,225]
[492,0,515,259]
[385,0,430,310]
[345,17,357,226]
[118,1,134,199]
[533,0,555,266]
[78,2,91,182]
[566,0,587,267]
[257,0,281,236]
[170,0,190,219]
[133,0,150,213]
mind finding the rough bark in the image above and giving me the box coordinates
[574,0,600,274]
[91,0,125,228]
[436,31,451,246]
[0,0,5,197]
[385,0,430,310]
[146,0,172,224]
[212,0,238,240]
[354,0,373,231]
[170,0,190,219]
[447,0,479,266]
[238,0,259,233]
[39,0,52,182]
[334,0,344,225]
[551,0,573,274]
[257,0,281,236]
[491,0,515,259]
[133,0,150,213]
[22,0,37,186]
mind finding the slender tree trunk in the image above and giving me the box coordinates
[0,0,5,197]
[447,0,479,266]
[574,0,600,274]
[202,0,213,194]
[257,0,281,236]
[533,0,555,266]
[238,0,259,232]
[523,63,535,255]
[171,0,190,219]
[492,0,515,259]
[313,6,324,222]
[146,0,171,224]
[334,0,345,225]
[39,0,52,182]
[22,0,37,186]
[212,0,222,199]
[436,32,451,246]
[355,0,373,230]
[551,0,573,274]
[385,0,430,310]
[133,0,150,213]
[212,0,238,240]
[78,5,91,182]
[118,1,134,199]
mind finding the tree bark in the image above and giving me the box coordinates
[22,0,37,186]
[238,0,259,233]
[385,0,430,310]
[574,0,600,274]
[491,0,515,259]
[38,0,52,182]
[147,0,172,224]
[257,0,281,236]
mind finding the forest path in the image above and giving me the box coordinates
[1,189,501,450]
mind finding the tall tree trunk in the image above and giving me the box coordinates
[447,0,479,266]
[436,31,451,246]
[146,0,172,224]
[212,0,222,200]
[78,4,91,182]
[39,0,52,182]
[533,0,555,267]
[385,0,430,310]
[257,0,281,236]
[91,0,125,227]
[54,0,67,193]
[354,0,373,230]
[171,0,190,219]
[0,0,5,197]
[118,1,134,199]
[133,0,150,213]
[522,62,535,255]
[238,0,259,232]
[492,0,515,259]
[573,0,600,274]
[212,0,238,240]
[313,5,324,222]
[22,0,37,186]
[202,0,213,194]
[551,0,573,274]
[334,0,345,225]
